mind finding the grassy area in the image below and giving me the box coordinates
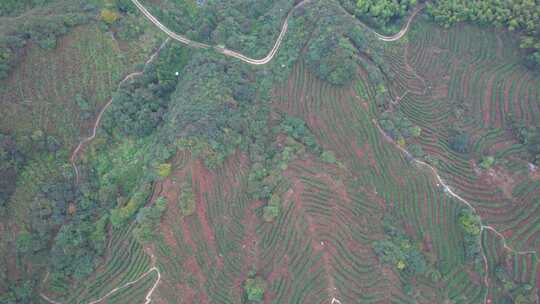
[0,18,164,148]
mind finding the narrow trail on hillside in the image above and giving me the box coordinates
[69,38,170,183]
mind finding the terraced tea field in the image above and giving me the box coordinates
[36,8,539,304]
[271,62,490,303]
[395,20,540,254]
[68,61,504,303]
[382,19,540,301]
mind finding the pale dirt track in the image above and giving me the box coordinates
[130,0,307,65]
[370,4,425,42]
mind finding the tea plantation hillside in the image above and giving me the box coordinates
[0,0,539,303]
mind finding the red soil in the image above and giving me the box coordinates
[181,221,209,303]
[191,159,221,269]
[289,175,328,239]
[461,63,474,100]
[175,283,196,304]
[231,199,265,301]
[489,140,513,155]
[514,220,540,251]
[388,166,405,187]
[432,83,449,100]
[525,257,533,282]
[291,177,339,298]
[503,72,519,115]
[423,189,432,228]
[500,229,513,239]
[483,74,496,126]
[239,200,264,260]
[466,268,482,286]
[423,233,433,253]
[522,78,533,123]
[147,182,164,207]
[267,256,291,283]
[528,82,540,123]
[161,223,178,250]
[225,150,249,189]
[351,86,370,110]
[155,161,190,249]
[265,261,292,303]
[306,112,320,130]
[529,165,540,181]
[365,142,381,176]
[511,73,529,121]
[403,222,418,240]
[493,79,504,129]
[150,155,218,303]
[315,173,351,204]
[477,166,518,200]
[440,196,448,242]
[185,255,209,303]
[353,140,365,159]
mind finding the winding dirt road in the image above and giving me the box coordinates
[130,0,421,65]
[129,0,308,65]
[370,4,425,42]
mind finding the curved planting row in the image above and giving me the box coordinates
[481,226,539,303]
[408,20,540,133]
[442,266,485,303]
[151,155,243,303]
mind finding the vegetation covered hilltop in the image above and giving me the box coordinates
[0,0,539,303]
